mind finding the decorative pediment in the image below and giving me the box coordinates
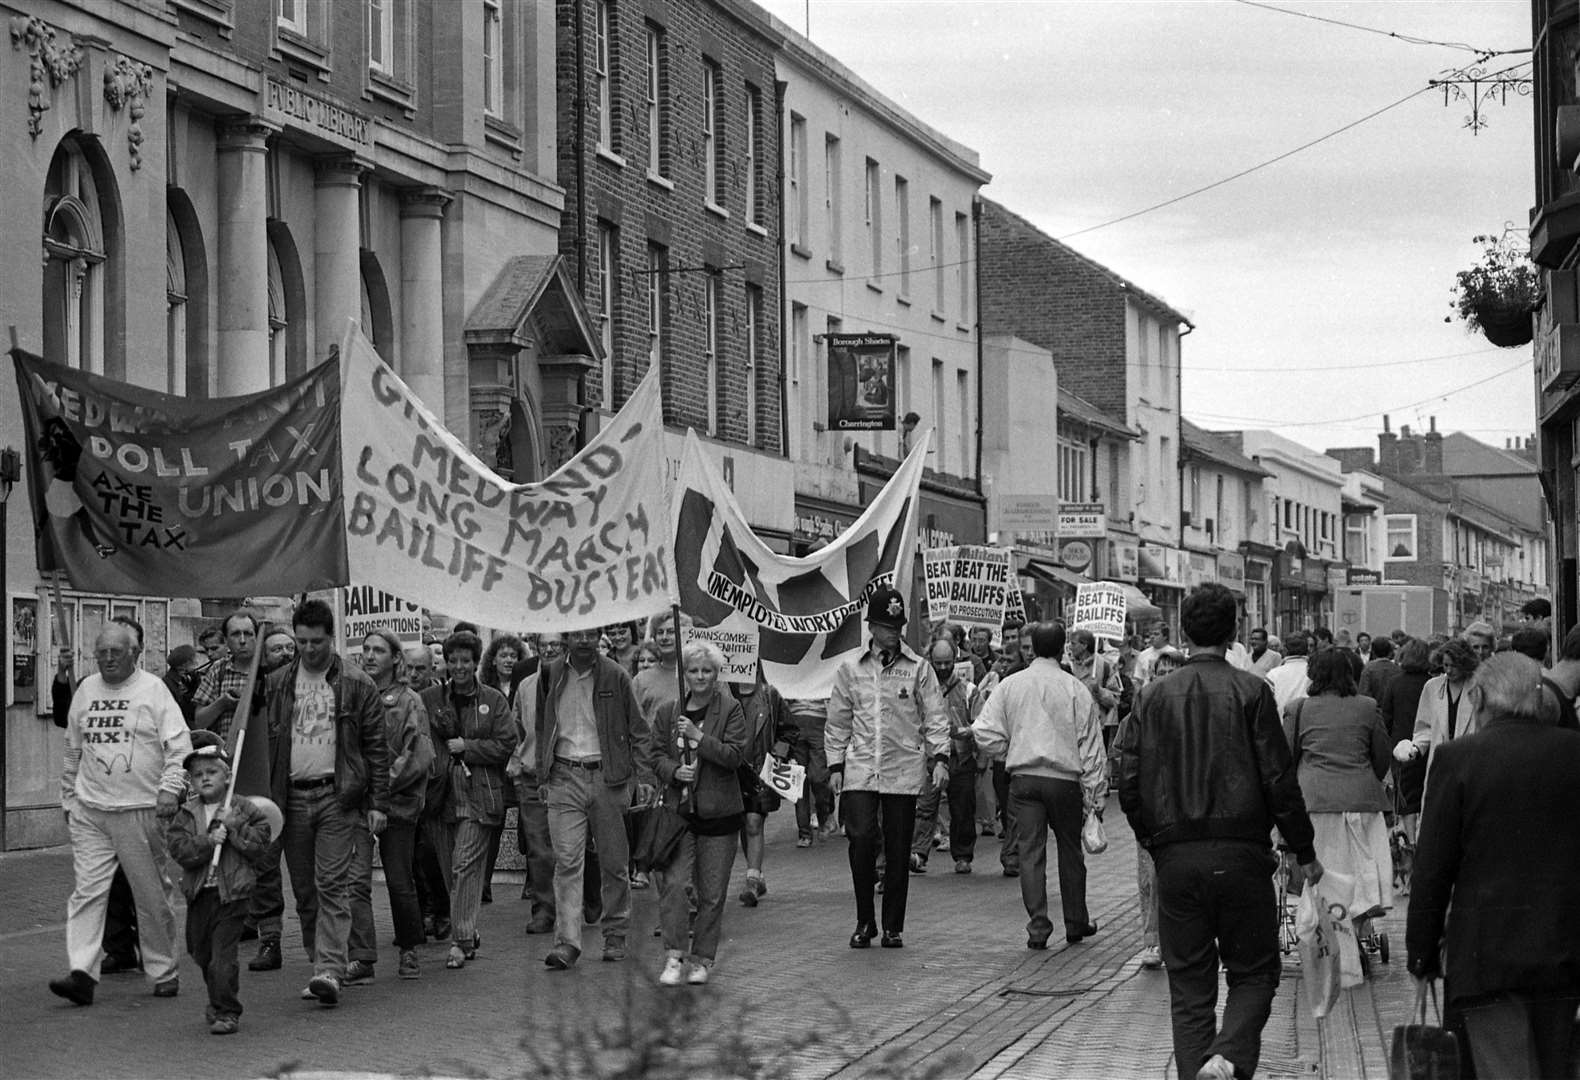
[464,254,602,360]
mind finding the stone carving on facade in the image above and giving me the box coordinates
[547,423,580,474]
[475,407,509,473]
[103,55,154,170]
[9,16,82,139]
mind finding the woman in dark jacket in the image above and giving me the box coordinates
[1407,653,1580,1079]
[1378,638,1432,832]
[1283,648,1393,935]
[730,669,797,907]
[652,640,747,987]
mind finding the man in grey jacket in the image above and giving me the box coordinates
[972,621,1106,950]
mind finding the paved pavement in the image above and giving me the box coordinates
[0,797,1416,1079]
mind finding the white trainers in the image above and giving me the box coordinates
[686,962,710,985]
[1196,1053,1236,1080]
[657,955,685,987]
[1141,946,1164,969]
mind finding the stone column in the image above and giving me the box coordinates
[314,155,366,359]
[399,187,452,411]
[214,120,275,395]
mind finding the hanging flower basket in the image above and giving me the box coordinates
[1450,231,1540,349]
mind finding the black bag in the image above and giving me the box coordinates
[1389,981,1459,1080]
[632,801,689,873]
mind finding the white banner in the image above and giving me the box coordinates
[673,428,928,700]
[340,326,674,633]
[1072,581,1127,641]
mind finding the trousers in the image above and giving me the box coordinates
[842,790,915,933]
[449,819,499,948]
[545,763,634,950]
[186,888,247,1018]
[1155,840,1280,1080]
[911,763,978,862]
[1008,774,1089,935]
[656,829,737,963]
[281,786,360,978]
[66,805,180,983]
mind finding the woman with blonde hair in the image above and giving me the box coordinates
[651,640,747,986]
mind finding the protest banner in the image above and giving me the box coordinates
[683,619,761,684]
[673,428,928,700]
[921,545,1011,642]
[11,346,344,597]
[339,326,673,633]
[338,586,426,660]
[1072,581,1128,642]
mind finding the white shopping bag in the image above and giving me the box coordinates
[758,755,805,804]
[1296,869,1363,1019]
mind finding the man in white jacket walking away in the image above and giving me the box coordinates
[972,621,1107,950]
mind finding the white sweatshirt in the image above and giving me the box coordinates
[63,669,192,813]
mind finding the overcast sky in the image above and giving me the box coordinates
[754,0,1536,460]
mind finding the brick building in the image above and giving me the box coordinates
[978,199,1193,626]
[556,0,792,539]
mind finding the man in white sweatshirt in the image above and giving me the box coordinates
[51,622,192,1006]
[971,621,1107,950]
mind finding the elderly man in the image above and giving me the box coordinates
[827,586,949,950]
[51,623,193,1005]
[973,621,1107,950]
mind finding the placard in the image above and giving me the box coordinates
[1071,582,1127,641]
[683,618,761,684]
[758,755,805,803]
[920,545,1012,640]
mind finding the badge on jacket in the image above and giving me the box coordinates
[479,703,490,714]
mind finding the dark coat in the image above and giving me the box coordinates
[263,655,389,815]
[534,655,653,787]
[1406,717,1580,1004]
[652,692,746,822]
[1380,670,1430,814]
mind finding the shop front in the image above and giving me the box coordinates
[1273,547,1331,637]
[1139,543,1186,638]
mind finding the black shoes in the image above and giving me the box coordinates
[1027,917,1054,950]
[99,953,142,975]
[248,937,282,971]
[49,970,96,1006]
[1066,921,1099,944]
[880,932,904,949]
[848,923,877,949]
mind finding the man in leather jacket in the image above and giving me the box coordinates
[1118,583,1323,1080]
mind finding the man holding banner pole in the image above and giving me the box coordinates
[827,586,949,951]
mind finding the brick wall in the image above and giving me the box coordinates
[557,0,783,454]
[977,199,1128,417]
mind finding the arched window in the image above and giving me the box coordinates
[167,216,186,395]
[267,240,287,386]
[265,222,307,385]
[359,250,394,361]
[42,138,111,374]
[166,188,209,398]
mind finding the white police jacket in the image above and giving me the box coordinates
[826,639,950,796]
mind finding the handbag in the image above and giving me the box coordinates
[1389,980,1459,1080]
[1081,811,1107,855]
[631,800,689,873]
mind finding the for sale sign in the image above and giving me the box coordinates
[1057,503,1106,539]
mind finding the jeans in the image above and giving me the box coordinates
[282,786,361,978]
[1008,774,1089,935]
[911,764,978,862]
[414,815,452,921]
[842,790,915,933]
[518,783,601,923]
[244,837,285,940]
[545,763,634,950]
[656,829,737,963]
[66,805,180,983]
[792,719,834,834]
[347,820,423,955]
[347,820,378,964]
[1154,840,1280,1080]
[186,888,247,1018]
[449,819,499,948]
[1138,844,1159,949]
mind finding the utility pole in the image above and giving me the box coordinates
[0,446,21,852]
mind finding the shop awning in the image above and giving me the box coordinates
[1023,560,1087,591]
[1107,582,1161,622]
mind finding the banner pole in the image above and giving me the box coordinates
[209,620,268,872]
[671,602,684,706]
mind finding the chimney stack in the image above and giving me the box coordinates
[1383,414,1391,433]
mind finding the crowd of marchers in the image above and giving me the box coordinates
[41,587,1580,1080]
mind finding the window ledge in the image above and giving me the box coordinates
[930,310,948,324]
[791,242,813,260]
[276,28,331,80]
[957,321,972,334]
[597,146,628,169]
[745,221,768,238]
[484,114,523,155]
[705,201,730,220]
[366,69,417,117]
[896,293,912,307]
[866,279,884,295]
[647,171,674,191]
[171,0,234,35]
[825,258,844,275]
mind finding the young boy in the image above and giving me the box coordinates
[166,733,270,1034]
